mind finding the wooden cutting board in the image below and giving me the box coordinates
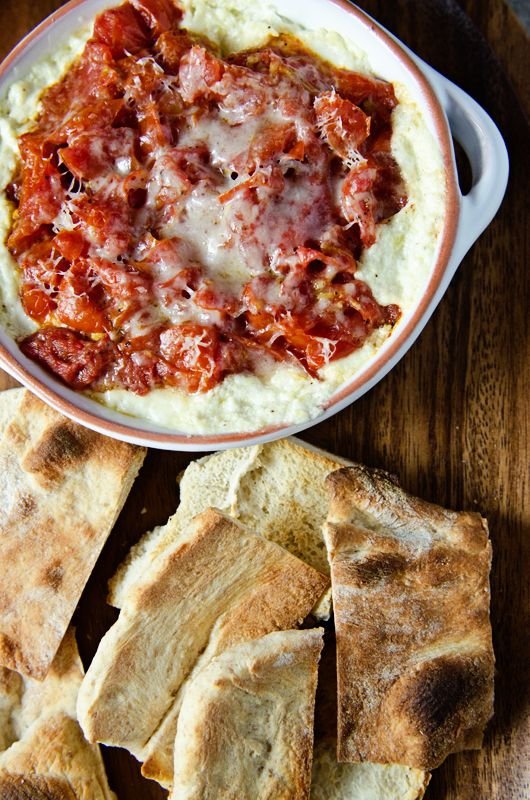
[0,1,528,798]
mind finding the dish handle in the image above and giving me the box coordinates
[421,64,509,266]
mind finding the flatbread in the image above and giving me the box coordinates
[310,630,429,800]
[109,437,351,617]
[0,629,114,800]
[77,508,329,787]
[0,388,146,679]
[324,465,494,770]
[171,629,324,800]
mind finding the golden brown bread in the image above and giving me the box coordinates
[310,630,429,800]
[109,437,351,618]
[0,773,77,800]
[0,714,113,800]
[77,508,329,787]
[170,629,324,800]
[0,630,114,800]
[0,389,146,679]
[324,465,494,771]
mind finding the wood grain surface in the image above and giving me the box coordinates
[0,1,528,798]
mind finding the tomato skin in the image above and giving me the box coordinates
[60,127,137,181]
[53,231,88,262]
[314,91,370,161]
[131,0,182,36]
[22,290,56,323]
[158,324,221,393]
[93,4,150,58]
[178,46,225,103]
[55,262,107,335]
[154,30,195,72]
[20,327,111,389]
[19,239,66,323]
[8,134,65,256]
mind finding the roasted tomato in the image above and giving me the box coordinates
[55,261,107,334]
[20,327,111,388]
[93,4,150,58]
[314,91,370,162]
[158,323,222,392]
[19,238,67,322]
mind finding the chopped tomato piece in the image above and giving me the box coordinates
[214,68,268,123]
[55,262,107,334]
[139,235,192,269]
[131,0,182,36]
[53,231,88,262]
[8,134,66,255]
[154,30,196,72]
[93,4,150,58]
[50,99,124,144]
[158,323,221,392]
[314,91,370,162]
[22,290,55,323]
[19,238,66,322]
[20,327,111,388]
[40,43,121,130]
[178,46,225,103]
[194,281,238,315]
[60,128,137,181]
[138,101,173,155]
[74,194,132,260]
[242,123,298,173]
[341,165,378,248]
[90,257,151,304]
[335,69,397,131]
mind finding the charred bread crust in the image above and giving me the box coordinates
[0,389,146,679]
[325,465,494,771]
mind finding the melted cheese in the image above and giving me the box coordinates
[0,1,446,434]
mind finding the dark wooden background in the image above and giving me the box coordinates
[0,0,528,798]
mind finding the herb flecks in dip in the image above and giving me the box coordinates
[6,0,406,397]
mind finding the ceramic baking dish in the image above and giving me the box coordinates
[0,0,509,450]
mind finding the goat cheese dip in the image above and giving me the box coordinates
[0,0,446,434]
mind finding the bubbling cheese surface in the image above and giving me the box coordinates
[0,0,446,434]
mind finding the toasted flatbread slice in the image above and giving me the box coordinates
[0,629,114,800]
[109,437,350,613]
[171,628,324,800]
[0,387,21,436]
[0,388,146,679]
[324,465,494,770]
[310,631,429,800]
[78,509,329,784]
